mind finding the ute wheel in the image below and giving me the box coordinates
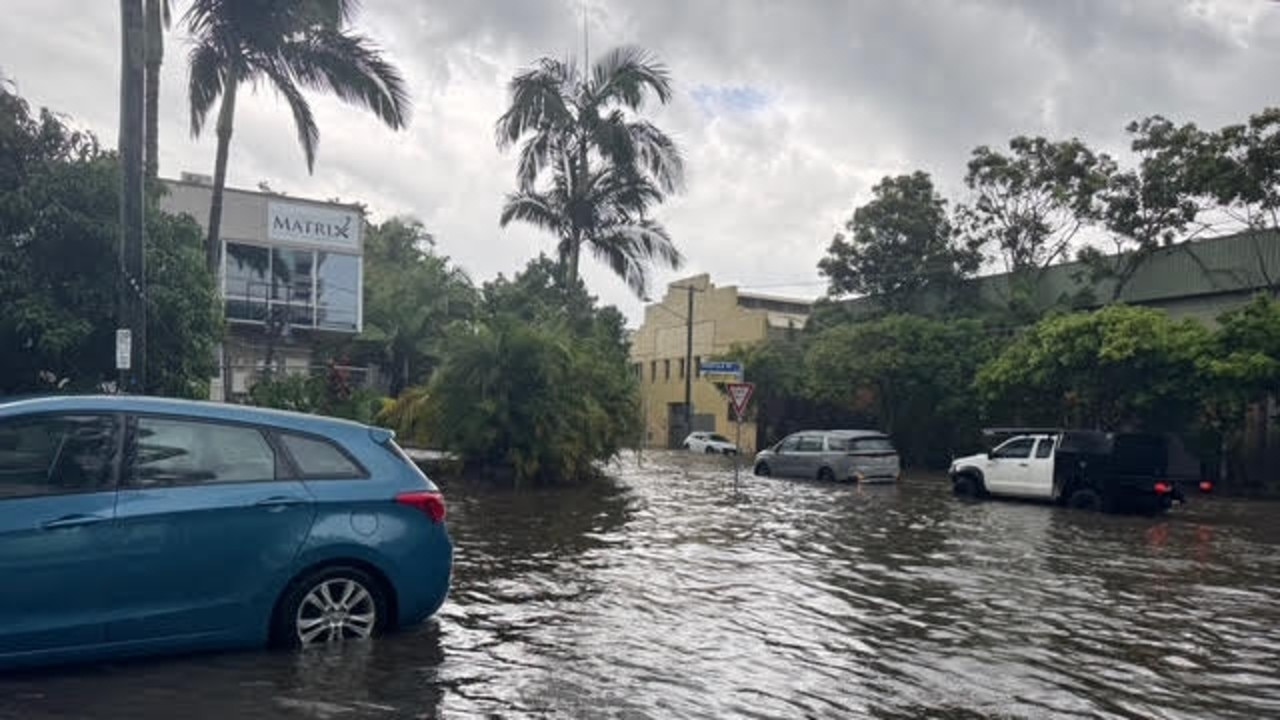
[754,462,771,477]
[273,565,389,649]
[1067,487,1103,512]
[952,473,982,499]
[818,467,836,483]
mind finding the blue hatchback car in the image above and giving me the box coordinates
[0,395,452,669]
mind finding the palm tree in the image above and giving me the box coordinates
[495,46,685,297]
[144,0,171,180]
[183,0,410,273]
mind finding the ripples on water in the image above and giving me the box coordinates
[2,451,1279,719]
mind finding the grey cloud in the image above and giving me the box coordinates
[2,0,1278,320]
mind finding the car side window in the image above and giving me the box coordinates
[798,435,825,452]
[779,435,800,452]
[992,438,1035,460]
[279,433,364,478]
[0,414,118,498]
[1035,438,1054,459]
[129,417,276,487]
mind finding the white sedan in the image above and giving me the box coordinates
[683,432,739,455]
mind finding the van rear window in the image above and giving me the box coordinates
[844,437,895,453]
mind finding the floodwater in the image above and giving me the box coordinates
[3,451,1279,719]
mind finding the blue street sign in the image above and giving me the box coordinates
[699,361,743,377]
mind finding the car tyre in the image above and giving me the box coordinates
[818,467,836,483]
[704,446,716,454]
[952,473,982,500]
[273,565,389,649]
[754,462,771,477]
[1067,487,1103,512]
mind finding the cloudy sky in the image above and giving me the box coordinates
[2,0,1278,323]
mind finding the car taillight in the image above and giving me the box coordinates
[396,491,446,523]
[1153,481,1173,496]
[1199,480,1214,494]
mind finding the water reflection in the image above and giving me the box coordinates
[2,452,1278,719]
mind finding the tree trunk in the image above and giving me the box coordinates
[119,0,147,392]
[567,233,581,288]
[143,0,163,180]
[206,75,238,274]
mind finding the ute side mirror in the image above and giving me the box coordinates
[987,450,995,459]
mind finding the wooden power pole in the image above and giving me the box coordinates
[119,0,147,391]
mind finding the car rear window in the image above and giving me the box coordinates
[279,433,365,478]
[843,437,895,453]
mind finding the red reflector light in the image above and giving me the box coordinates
[1154,482,1173,496]
[1199,481,1214,494]
[396,491,446,523]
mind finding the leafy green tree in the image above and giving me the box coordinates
[976,305,1210,432]
[959,137,1113,275]
[819,172,981,313]
[1082,116,1213,300]
[355,218,476,396]
[0,86,220,396]
[183,0,409,271]
[805,315,994,467]
[496,47,684,297]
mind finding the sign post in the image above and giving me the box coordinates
[726,382,755,486]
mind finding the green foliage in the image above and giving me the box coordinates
[382,258,638,484]
[496,47,685,296]
[346,217,476,395]
[959,136,1113,275]
[976,305,1210,432]
[819,172,980,313]
[1082,117,1211,299]
[1201,296,1280,436]
[248,364,383,424]
[0,86,220,396]
[806,315,994,467]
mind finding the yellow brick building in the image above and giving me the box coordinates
[629,275,811,452]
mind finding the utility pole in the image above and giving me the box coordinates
[119,0,147,392]
[684,284,694,437]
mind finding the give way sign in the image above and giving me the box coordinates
[727,382,755,421]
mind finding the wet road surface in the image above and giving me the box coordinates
[2,451,1279,719]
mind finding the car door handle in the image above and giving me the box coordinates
[255,496,307,510]
[1018,463,1029,467]
[41,513,108,530]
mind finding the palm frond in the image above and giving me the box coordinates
[515,130,560,190]
[589,219,682,298]
[627,120,685,192]
[260,59,319,171]
[500,191,564,235]
[589,45,673,110]
[494,57,575,148]
[187,41,226,136]
[283,27,410,130]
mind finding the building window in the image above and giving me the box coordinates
[223,242,360,332]
[664,359,670,381]
[678,358,685,379]
[632,363,642,379]
[650,361,657,382]
[316,251,360,331]
[694,356,702,377]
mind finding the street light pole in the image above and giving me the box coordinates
[684,284,694,437]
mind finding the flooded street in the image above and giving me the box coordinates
[3,451,1279,719]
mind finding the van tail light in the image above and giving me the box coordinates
[1199,480,1214,494]
[1153,481,1173,496]
[396,491,446,523]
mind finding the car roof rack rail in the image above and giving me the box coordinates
[981,427,1064,436]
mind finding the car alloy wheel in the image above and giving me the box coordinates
[296,577,378,644]
[754,462,771,477]
[276,566,388,648]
